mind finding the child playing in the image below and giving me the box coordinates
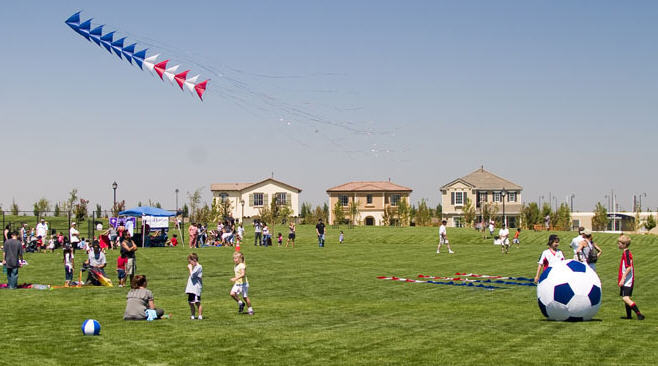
[63,246,74,286]
[534,234,565,283]
[166,234,178,247]
[230,252,253,315]
[277,233,283,247]
[117,254,127,287]
[618,235,645,320]
[437,220,454,254]
[339,231,344,244]
[48,235,56,253]
[186,253,203,320]
[513,228,521,248]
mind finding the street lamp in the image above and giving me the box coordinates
[501,187,507,227]
[112,181,118,209]
[240,199,245,223]
[175,188,180,213]
[570,194,575,212]
[538,195,544,209]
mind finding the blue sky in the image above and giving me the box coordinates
[1,1,657,212]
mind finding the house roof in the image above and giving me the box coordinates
[441,167,522,190]
[210,178,302,193]
[326,181,412,193]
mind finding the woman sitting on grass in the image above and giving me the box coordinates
[124,275,165,320]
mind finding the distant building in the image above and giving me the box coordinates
[210,178,302,220]
[440,167,523,228]
[327,181,413,226]
[571,211,658,234]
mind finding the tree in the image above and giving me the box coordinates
[554,203,571,231]
[414,199,432,226]
[300,202,313,223]
[435,204,443,220]
[382,206,394,226]
[592,202,609,231]
[54,203,60,217]
[112,200,126,217]
[322,203,329,222]
[73,199,89,222]
[462,197,476,228]
[216,197,233,221]
[397,198,410,227]
[36,198,50,215]
[644,213,656,231]
[95,204,102,218]
[182,204,189,218]
[333,201,346,225]
[521,202,540,229]
[10,199,19,215]
[187,188,203,222]
[33,203,39,216]
[481,202,499,224]
[348,200,361,225]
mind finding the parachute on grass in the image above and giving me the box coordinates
[65,11,209,101]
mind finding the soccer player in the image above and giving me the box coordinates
[436,220,454,254]
[512,228,521,248]
[230,252,254,315]
[534,234,565,283]
[618,235,645,320]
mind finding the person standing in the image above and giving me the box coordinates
[230,252,254,315]
[617,235,645,320]
[253,220,262,246]
[69,222,81,252]
[499,224,510,254]
[186,253,203,320]
[436,220,454,254]
[3,231,24,289]
[36,219,48,242]
[286,222,296,248]
[316,218,326,247]
[188,223,198,249]
[534,234,565,283]
[569,227,586,261]
[121,231,138,283]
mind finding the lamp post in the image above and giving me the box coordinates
[538,195,544,210]
[501,188,507,227]
[175,188,180,213]
[240,199,245,223]
[112,181,118,210]
[570,194,575,212]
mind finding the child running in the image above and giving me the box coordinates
[534,234,565,283]
[513,228,521,248]
[618,235,645,320]
[339,231,344,244]
[63,246,74,286]
[186,253,203,320]
[230,251,253,315]
[117,254,127,287]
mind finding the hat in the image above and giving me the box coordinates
[71,222,76,226]
[583,228,592,236]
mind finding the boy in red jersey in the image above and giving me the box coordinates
[618,235,645,320]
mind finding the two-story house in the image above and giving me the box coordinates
[327,181,413,226]
[210,178,302,220]
[440,167,523,227]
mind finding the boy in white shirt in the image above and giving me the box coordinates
[186,253,203,320]
[436,220,454,254]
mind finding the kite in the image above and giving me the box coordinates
[65,11,208,101]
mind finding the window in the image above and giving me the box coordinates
[479,192,487,203]
[391,194,401,206]
[366,194,373,204]
[339,195,349,206]
[507,192,517,202]
[453,217,463,228]
[276,192,287,206]
[253,193,264,206]
[493,192,501,202]
[455,192,464,205]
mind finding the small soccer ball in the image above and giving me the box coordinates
[536,259,602,321]
[81,319,101,336]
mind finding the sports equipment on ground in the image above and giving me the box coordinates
[536,260,601,321]
[81,319,101,336]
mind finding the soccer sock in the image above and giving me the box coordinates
[631,303,641,315]
[625,304,632,318]
[238,300,244,305]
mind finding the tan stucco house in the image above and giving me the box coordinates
[326,181,412,225]
[440,167,523,228]
[210,178,302,220]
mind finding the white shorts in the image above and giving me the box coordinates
[513,238,519,244]
[439,237,449,245]
[501,238,510,245]
[231,283,249,297]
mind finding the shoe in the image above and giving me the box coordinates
[190,316,195,320]
[448,250,455,254]
[638,314,645,320]
[620,316,632,319]
[238,302,245,313]
[198,315,203,320]
[248,310,254,316]
[436,250,440,254]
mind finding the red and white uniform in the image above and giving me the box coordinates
[618,250,634,287]
[537,249,565,270]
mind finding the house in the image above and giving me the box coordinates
[440,167,523,228]
[210,178,302,220]
[327,181,413,226]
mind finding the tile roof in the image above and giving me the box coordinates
[327,181,412,192]
[441,168,522,190]
[210,178,302,193]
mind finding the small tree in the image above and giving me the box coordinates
[644,213,656,231]
[111,200,126,217]
[333,201,346,225]
[554,203,572,231]
[521,202,540,229]
[462,197,476,228]
[73,199,89,222]
[414,199,432,226]
[187,188,203,222]
[592,202,609,231]
[382,206,394,226]
[348,200,361,225]
[397,198,410,227]
[95,204,102,218]
[182,204,189,218]
[54,203,60,217]
[36,198,50,215]
[10,199,19,215]
[300,202,313,223]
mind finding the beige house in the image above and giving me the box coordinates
[440,167,523,228]
[210,178,302,220]
[327,181,412,226]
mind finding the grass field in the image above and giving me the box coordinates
[3,225,657,365]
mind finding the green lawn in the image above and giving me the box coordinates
[3,225,657,365]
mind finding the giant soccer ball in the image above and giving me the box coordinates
[536,260,602,321]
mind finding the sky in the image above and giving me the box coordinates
[1,1,657,213]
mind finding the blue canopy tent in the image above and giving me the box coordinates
[119,207,176,247]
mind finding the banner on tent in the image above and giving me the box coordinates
[143,216,169,229]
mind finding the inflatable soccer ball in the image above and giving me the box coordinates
[536,260,602,321]
[81,319,101,336]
